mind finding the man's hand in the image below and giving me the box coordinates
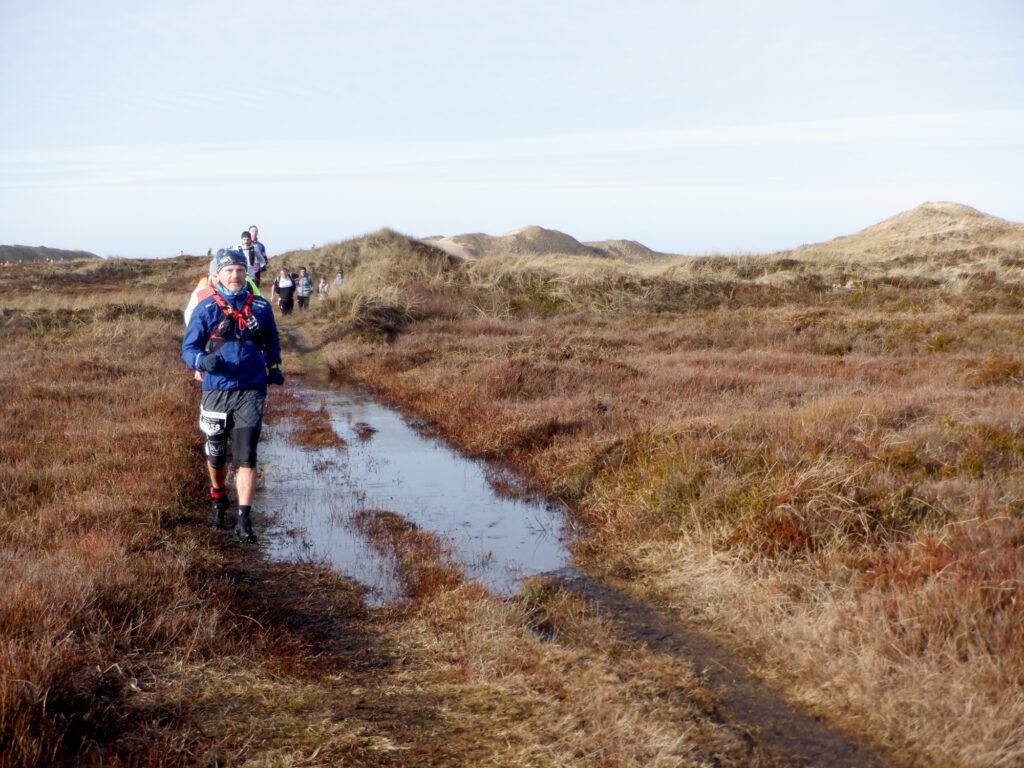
[199,352,221,373]
[267,364,285,386]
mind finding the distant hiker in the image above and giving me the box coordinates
[295,266,315,310]
[249,225,268,282]
[317,276,328,295]
[181,248,283,543]
[238,230,266,287]
[270,267,296,315]
[330,268,345,294]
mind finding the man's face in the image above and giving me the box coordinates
[241,234,252,246]
[219,264,247,292]
[249,227,258,240]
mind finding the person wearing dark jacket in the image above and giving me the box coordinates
[182,248,283,542]
[239,230,266,287]
[270,267,297,315]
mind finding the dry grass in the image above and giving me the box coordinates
[312,222,1024,767]
[0,258,762,767]
[0,305,239,766]
[6,206,1024,766]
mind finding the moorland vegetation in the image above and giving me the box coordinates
[2,202,1023,767]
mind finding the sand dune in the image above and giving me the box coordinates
[784,201,1024,260]
[422,202,1024,263]
[422,225,672,262]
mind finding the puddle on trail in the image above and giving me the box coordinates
[257,384,572,605]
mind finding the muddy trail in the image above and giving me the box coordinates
[547,571,887,768]
[222,323,890,767]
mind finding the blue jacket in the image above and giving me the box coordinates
[182,285,281,391]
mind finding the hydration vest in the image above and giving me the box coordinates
[205,291,263,353]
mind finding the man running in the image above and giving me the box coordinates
[184,255,262,326]
[182,248,284,543]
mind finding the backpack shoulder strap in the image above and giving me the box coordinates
[206,291,262,353]
[205,292,236,353]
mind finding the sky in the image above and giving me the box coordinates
[1,0,1022,259]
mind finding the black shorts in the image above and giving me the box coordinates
[200,388,266,468]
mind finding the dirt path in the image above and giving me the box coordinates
[549,570,888,768]
[274,317,327,382]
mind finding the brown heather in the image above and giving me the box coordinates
[0,255,772,767]
[312,208,1024,767]
[3,203,1024,766]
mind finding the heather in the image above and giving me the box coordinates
[4,204,1023,766]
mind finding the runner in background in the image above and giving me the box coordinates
[330,268,345,296]
[239,230,265,287]
[249,225,268,284]
[295,266,315,310]
[271,267,296,315]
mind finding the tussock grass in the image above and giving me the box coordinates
[7,216,1024,766]
[0,254,759,767]
[266,387,348,450]
[353,509,472,602]
[0,311,237,766]
[308,228,1024,767]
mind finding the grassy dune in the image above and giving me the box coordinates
[307,219,1024,767]
[2,208,1023,766]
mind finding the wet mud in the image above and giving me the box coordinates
[548,569,889,768]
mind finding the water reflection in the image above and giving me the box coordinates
[257,384,571,605]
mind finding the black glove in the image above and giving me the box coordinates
[199,353,221,373]
[267,365,285,386]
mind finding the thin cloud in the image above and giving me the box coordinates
[2,109,1019,190]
